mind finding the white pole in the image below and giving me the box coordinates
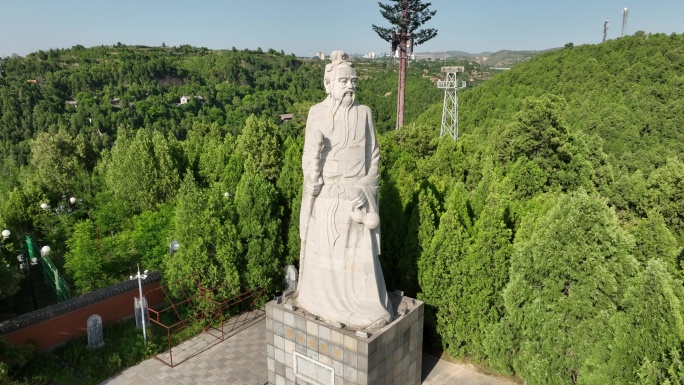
[137,264,146,344]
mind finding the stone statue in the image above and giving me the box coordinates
[296,50,393,330]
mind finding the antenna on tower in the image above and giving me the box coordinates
[621,7,629,37]
[603,19,610,42]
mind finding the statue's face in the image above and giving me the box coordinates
[331,65,357,101]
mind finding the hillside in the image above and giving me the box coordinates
[415,48,549,68]
[460,32,684,174]
[383,32,684,384]
[0,33,683,384]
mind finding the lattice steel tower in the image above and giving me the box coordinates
[437,66,465,140]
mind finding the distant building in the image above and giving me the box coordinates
[279,113,293,123]
[363,52,382,59]
[179,95,205,105]
[315,52,326,60]
[65,100,78,108]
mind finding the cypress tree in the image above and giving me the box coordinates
[454,179,513,359]
[581,259,684,384]
[235,171,284,293]
[418,183,472,350]
[502,190,637,385]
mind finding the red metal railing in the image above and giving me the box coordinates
[146,275,265,367]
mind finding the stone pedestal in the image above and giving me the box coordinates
[266,293,423,385]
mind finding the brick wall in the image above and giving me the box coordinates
[0,272,164,351]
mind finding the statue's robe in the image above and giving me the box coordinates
[296,98,393,329]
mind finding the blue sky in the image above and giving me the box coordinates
[1,0,682,58]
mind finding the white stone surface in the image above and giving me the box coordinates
[296,50,393,330]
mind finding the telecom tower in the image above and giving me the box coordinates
[437,66,465,140]
[622,8,629,37]
[603,19,610,42]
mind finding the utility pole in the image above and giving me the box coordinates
[622,8,629,37]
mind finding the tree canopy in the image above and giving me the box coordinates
[1,33,684,384]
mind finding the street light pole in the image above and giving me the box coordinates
[16,254,38,310]
[134,264,148,344]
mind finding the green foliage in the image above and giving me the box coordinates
[399,182,441,296]
[64,219,105,293]
[26,129,89,199]
[235,115,282,182]
[629,211,681,273]
[1,34,684,383]
[129,203,175,270]
[580,259,684,384]
[644,158,684,241]
[454,180,512,360]
[418,184,472,349]
[377,177,406,291]
[235,171,284,292]
[0,337,34,384]
[494,94,596,192]
[102,128,179,213]
[165,175,241,297]
[277,137,304,266]
[500,191,637,385]
[372,0,438,46]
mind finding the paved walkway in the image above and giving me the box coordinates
[102,311,514,385]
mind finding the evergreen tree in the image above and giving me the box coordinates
[276,136,304,266]
[418,183,472,350]
[64,219,105,293]
[451,179,512,359]
[235,115,282,182]
[645,157,684,242]
[103,129,179,213]
[378,177,406,291]
[372,0,437,129]
[501,190,637,385]
[581,259,684,384]
[235,171,283,293]
[399,182,440,296]
[165,175,242,297]
[629,211,680,274]
[26,129,89,199]
[129,203,175,271]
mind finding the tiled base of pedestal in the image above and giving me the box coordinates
[265,294,423,385]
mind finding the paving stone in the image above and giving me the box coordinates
[101,308,515,385]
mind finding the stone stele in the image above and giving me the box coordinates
[296,50,393,330]
[87,314,105,349]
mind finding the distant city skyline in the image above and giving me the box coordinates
[1,0,682,58]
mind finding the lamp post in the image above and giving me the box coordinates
[169,240,180,256]
[16,253,38,310]
[131,264,149,344]
[1,229,9,241]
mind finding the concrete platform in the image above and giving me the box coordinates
[101,311,515,385]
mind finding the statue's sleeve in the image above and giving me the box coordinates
[356,106,380,195]
[302,107,322,182]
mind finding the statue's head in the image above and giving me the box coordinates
[324,50,357,105]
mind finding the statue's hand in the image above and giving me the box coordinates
[349,187,367,210]
[304,179,322,196]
